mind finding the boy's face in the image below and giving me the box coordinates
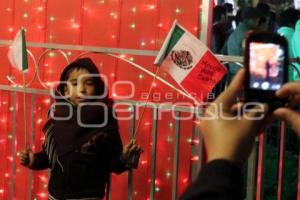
[64,68,95,106]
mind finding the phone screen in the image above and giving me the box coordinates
[249,42,285,91]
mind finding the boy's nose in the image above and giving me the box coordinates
[79,84,86,94]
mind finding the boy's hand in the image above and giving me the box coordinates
[122,139,143,159]
[122,139,143,168]
[19,149,35,169]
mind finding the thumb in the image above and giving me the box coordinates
[27,148,34,158]
[273,108,300,137]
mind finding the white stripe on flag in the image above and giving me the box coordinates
[161,31,207,83]
[8,29,28,72]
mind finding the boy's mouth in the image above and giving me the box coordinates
[76,97,87,102]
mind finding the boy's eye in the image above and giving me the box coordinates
[70,80,77,86]
[85,80,94,85]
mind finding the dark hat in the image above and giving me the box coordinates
[242,7,262,20]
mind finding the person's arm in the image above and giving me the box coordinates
[180,160,243,200]
[20,145,50,170]
[31,148,51,170]
[108,129,129,174]
[107,131,143,174]
[103,110,142,174]
[180,69,268,199]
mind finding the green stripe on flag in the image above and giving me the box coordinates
[164,25,185,56]
[21,29,28,71]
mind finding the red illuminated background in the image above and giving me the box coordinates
[0,0,206,199]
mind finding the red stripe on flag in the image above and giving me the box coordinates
[180,51,227,101]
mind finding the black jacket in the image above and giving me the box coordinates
[31,106,128,199]
[32,127,127,199]
[180,160,243,200]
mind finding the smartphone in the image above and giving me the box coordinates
[244,32,288,111]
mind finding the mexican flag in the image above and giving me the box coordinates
[8,28,28,72]
[154,21,227,102]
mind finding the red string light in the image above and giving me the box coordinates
[182,178,189,183]
[191,155,199,161]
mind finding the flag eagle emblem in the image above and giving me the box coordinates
[171,50,193,70]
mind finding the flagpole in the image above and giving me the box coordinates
[133,67,160,139]
[22,73,27,148]
[8,28,29,148]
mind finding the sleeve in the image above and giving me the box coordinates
[107,132,128,174]
[180,159,243,200]
[30,146,51,170]
[94,109,129,174]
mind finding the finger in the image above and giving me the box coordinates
[135,146,142,152]
[288,94,300,108]
[20,152,28,157]
[20,156,28,161]
[19,151,27,156]
[20,158,29,165]
[128,140,134,149]
[123,143,135,154]
[125,140,135,150]
[273,108,300,136]
[20,159,29,164]
[128,144,138,153]
[215,69,245,109]
[19,153,25,157]
[276,81,300,98]
[20,154,28,159]
[138,147,144,154]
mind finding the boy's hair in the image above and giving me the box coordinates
[56,57,107,101]
[279,8,300,28]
